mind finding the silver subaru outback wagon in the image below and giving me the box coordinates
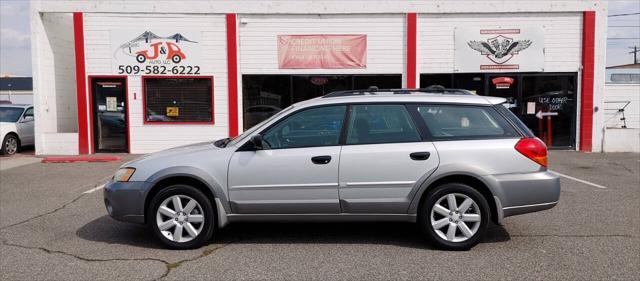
[104,88,560,250]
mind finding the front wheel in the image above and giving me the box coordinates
[419,183,489,250]
[1,134,19,155]
[149,185,215,249]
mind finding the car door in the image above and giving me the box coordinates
[16,107,34,145]
[338,104,439,213]
[228,105,347,214]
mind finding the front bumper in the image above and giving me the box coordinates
[483,171,561,220]
[103,180,150,224]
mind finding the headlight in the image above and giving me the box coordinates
[113,168,136,182]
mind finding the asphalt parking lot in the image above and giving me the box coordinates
[0,151,638,280]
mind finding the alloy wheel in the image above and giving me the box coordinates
[5,137,17,155]
[430,193,481,243]
[155,195,205,243]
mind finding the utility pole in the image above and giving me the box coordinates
[630,46,639,64]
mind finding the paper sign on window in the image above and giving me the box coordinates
[106,97,118,112]
[166,107,179,117]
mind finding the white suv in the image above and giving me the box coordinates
[104,88,560,250]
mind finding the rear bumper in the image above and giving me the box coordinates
[103,180,150,224]
[483,171,560,221]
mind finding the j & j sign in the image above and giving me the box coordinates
[111,30,203,75]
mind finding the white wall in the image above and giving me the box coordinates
[83,14,229,154]
[238,14,405,75]
[604,84,640,129]
[31,13,78,155]
[418,13,583,74]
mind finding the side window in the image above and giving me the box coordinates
[346,104,421,145]
[24,108,34,119]
[417,105,518,139]
[261,106,346,149]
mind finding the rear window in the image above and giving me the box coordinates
[417,105,519,140]
[494,103,535,137]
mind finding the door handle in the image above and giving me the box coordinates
[410,152,431,161]
[311,155,332,165]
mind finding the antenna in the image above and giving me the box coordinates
[629,46,639,64]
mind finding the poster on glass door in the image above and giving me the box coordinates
[111,30,202,75]
[454,26,544,72]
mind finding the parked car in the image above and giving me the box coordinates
[104,88,559,250]
[0,104,34,156]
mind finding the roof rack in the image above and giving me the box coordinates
[322,85,474,98]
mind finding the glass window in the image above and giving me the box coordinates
[346,105,421,145]
[24,108,34,118]
[261,106,346,149]
[144,78,212,123]
[0,107,24,122]
[242,75,401,130]
[417,105,518,139]
[242,75,290,129]
[611,73,640,83]
[420,74,453,88]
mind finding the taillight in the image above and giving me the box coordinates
[515,137,548,167]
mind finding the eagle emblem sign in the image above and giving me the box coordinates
[454,27,544,72]
[467,35,532,64]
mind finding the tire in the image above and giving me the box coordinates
[418,183,490,250]
[136,54,146,63]
[148,185,215,249]
[1,134,19,156]
[171,55,181,63]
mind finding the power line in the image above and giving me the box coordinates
[608,12,640,17]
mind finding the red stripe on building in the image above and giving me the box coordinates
[73,12,89,154]
[406,13,417,89]
[580,11,595,152]
[226,14,239,137]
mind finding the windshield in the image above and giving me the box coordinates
[0,107,25,122]
[226,105,294,147]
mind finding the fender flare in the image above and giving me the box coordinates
[406,164,501,215]
[145,166,231,214]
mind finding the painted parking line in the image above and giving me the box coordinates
[83,184,106,194]
[550,171,608,189]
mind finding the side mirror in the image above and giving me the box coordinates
[22,116,34,123]
[250,134,263,150]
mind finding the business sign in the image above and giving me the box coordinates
[278,35,367,69]
[111,30,202,75]
[455,27,544,72]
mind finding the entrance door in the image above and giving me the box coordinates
[92,78,128,152]
[520,75,576,148]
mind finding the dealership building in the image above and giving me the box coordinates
[30,0,608,154]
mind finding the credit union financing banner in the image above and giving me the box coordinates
[455,27,545,72]
[111,30,202,75]
[278,35,367,69]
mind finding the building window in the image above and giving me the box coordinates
[143,77,213,123]
[610,73,640,83]
[242,74,401,130]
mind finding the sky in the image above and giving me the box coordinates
[0,0,639,77]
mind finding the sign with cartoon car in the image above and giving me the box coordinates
[111,30,202,75]
[454,26,544,72]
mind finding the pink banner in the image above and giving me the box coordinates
[278,35,367,69]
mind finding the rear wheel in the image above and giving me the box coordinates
[419,183,489,250]
[149,185,215,249]
[1,134,19,156]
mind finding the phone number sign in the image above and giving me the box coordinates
[110,30,203,75]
